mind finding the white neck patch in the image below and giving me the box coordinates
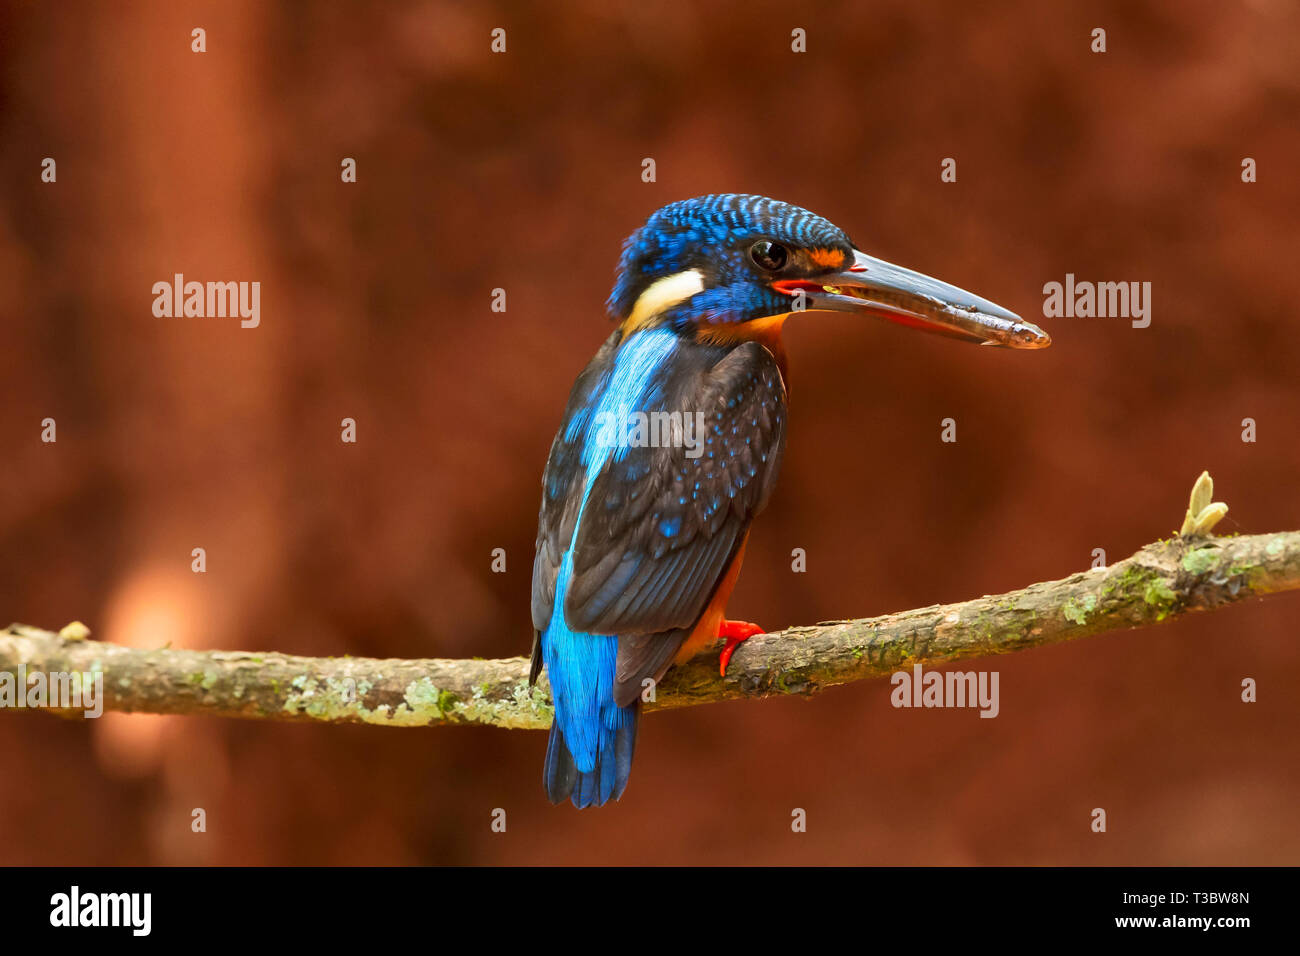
[625,269,705,327]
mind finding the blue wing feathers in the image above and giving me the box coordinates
[533,330,787,807]
[538,331,678,807]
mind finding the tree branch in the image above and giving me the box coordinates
[4,526,1298,730]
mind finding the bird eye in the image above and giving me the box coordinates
[749,240,788,272]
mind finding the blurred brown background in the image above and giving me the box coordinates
[1,0,1297,864]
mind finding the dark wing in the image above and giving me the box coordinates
[529,332,621,682]
[564,339,787,703]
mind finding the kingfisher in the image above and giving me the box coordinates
[529,194,1049,808]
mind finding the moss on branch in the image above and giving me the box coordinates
[4,529,1298,731]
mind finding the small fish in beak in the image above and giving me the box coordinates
[774,249,1051,349]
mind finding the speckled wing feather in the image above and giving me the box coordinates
[563,339,787,702]
[530,332,621,643]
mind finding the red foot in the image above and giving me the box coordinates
[718,620,764,676]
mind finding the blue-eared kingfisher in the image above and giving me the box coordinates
[529,194,1050,808]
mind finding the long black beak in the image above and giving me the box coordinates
[774,249,1050,349]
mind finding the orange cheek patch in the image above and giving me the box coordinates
[808,248,847,269]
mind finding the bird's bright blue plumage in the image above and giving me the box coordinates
[532,195,830,808]
[532,193,1040,809]
[542,328,678,807]
[607,193,853,325]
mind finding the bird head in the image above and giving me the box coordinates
[608,194,1049,349]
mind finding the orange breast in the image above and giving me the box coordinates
[673,535,749,665]
[695,314,790,383]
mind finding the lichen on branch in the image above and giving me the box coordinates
[3,527,1298,731]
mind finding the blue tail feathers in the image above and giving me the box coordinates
[542,552,642,807]
[543,705,638,808]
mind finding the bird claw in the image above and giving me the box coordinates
[718,620,764,676]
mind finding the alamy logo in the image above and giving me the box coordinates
[890,663,1000,718]
[50,886,151,936]
[0,665,103,718]
[592,407,708,459]
[152,273,260,328]
[1042,273,1151,328]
